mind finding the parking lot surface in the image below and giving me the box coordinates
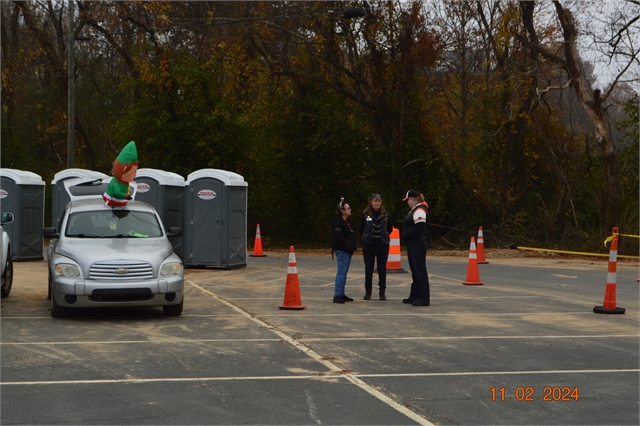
[1,250,638,425]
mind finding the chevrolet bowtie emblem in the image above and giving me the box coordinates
[114,268,129,275]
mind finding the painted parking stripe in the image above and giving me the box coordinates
[185,278,435,426]
[0,310,610,320]
[357,369,640,378]
[3,369,637,386]
[2,334,636,346]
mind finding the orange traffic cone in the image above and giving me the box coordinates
[386,227,407,273]
[279,246,306,310]
[476,226,488,264]
[594,228,625,314]
[250,224,266,257]
[463,237,483,285]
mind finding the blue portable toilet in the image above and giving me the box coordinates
[184,169,247,268]
[134,168,185,260]
[0,169,45,260]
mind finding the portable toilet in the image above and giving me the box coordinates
[51,169,108,227]
[184,169,247,268]
[0,169,46,260]
[134,168,186,259]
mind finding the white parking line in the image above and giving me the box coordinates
[2,310,608,321]
[357,369,640,378]
[209,295,541,299]
[2,334,635,346]
[3,369,636,386]
[300,334,639,342]
[186,278,435,426]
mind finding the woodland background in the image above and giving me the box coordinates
[1,1,638,254]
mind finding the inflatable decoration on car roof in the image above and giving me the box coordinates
[102,141,139,206]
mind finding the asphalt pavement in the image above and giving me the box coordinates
[1,250,638,425]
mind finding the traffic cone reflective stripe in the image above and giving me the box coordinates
[476,226,488,264]
[463,237,483,285]
[250,224,266,257]
[279,246,305,310]
[594,227,625,314]
[386,227,407,273]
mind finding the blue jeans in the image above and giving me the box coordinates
[334,250,352,297]
[406,242,430,302]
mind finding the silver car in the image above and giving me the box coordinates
[44,198,184,317]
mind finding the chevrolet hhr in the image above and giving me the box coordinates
[44,198,184,317]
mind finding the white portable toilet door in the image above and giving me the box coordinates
[189,178,224,266]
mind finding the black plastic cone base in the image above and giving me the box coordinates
[250,254,267,257]
[386,268,408,274]
[279,305,305,310]
[593,305,625,314]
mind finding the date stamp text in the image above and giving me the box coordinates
[490,387,580,401]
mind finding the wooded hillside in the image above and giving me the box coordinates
[1,1,638,253]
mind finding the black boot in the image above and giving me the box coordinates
[379,290,386,300]
[363,291,372,300]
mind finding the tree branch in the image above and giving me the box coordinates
[536,78,572,95]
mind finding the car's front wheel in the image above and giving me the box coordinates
[47,269,52,301]
[1,252,13,298]
[50,291,73,318]
[163,297,183,316]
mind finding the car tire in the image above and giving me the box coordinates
[1,253,13,298]
[47,269,52,301]
[163,297,183,316]
[50,292,72,318]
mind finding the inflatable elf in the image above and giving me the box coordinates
[103,141,139,206]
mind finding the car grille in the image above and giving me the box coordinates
[89,260,154,280]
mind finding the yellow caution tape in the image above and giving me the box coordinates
[515,246,639,260]
[603,232,640,247]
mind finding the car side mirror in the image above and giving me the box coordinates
[43,227,60,239]
[166,227,182,238]
[0,212,13,225]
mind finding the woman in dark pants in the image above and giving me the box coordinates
[401,189,431,306]
[359,194,393,300]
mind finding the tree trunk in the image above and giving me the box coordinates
[553,2,619,212]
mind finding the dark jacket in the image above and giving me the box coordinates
[402,203,431,247]
[331,216,357,255]
[359,211,392,252]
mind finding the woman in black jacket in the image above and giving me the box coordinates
[401,189,431,306]
[331,198,357,304]
[359,194,393,300]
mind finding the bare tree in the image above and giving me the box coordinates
[516,0,639,226]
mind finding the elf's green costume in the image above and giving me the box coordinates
[103,141,139,206]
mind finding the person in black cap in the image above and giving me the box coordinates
[359,194,393,300]
[401,189,431,306]
[331,197,358,303]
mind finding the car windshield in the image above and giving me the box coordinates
[65,210,163,238]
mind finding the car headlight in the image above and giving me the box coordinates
[54,263,80,277]
[161,262,183,277]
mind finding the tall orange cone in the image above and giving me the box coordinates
[594,228,625,314]
[463,237,483,285]
[250,224,267,257]
[386,227,407,273]
[476,226,488,264]
[279,246,306,310]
